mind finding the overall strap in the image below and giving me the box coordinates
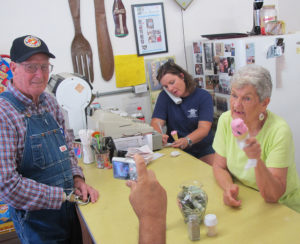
[0,91,26,113]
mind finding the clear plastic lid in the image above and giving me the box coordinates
[204,214,218,226]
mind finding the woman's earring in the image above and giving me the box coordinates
[259,113,265,121]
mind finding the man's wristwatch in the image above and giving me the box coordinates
[185,137,192,147]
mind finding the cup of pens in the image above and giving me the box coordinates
[91,131,112,169]
[95,150,111,169]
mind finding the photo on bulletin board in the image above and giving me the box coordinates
[145,56,175,92]
[131,3,168,56]
[145,56,175,111]
[195,63,203,75]
[214,76,231,95]
[215,93,230,114]
[205,75,218,90]
[203,43,214,71]
[219,57,235,76]
[219,57,229,74]
[224,44,232,54]
[215,43,224,56]
[194,77,204,88]
[246,43,255,64]
[193,42,202,54]
[207,90,216,106]
[227,57,235,76]
[195,53,202,63]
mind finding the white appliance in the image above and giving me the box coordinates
[48,73,93,139]
[87,109,154,138]
[87,109,163,151]
[190,33,300,174]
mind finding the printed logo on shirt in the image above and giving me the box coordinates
[24,36,41,48]
[59,145,67,152]
[187,108,198,118]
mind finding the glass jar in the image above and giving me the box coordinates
[177,180,208,224]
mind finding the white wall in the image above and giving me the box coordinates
[278,0,300,33]
[1,0,300,174]
[0,0,186,123]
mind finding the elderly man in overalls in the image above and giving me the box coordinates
[0,35,99,243]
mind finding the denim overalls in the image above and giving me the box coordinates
[0,92,82,244]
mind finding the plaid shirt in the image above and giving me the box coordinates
[0,83,84,210]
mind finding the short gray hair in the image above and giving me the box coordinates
[231,65,272,101]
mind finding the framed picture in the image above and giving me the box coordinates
[131,3,168,56]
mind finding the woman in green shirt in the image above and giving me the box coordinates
[213,65,300,213]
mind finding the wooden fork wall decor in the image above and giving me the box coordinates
[68,0,94,83]
[68,0,114,82]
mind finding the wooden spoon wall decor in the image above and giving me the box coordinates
[94,0,114,81]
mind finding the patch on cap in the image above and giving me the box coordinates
[24,36,41,48]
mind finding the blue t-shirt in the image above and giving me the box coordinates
[152,87,214,158]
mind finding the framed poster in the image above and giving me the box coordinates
[131,3,168,56]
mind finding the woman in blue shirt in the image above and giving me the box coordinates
[151,61,215,165]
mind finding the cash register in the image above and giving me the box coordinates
[87,109,163,151]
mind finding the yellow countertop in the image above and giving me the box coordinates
[78,148,300,244]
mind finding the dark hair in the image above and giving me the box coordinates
[156,61,196,94]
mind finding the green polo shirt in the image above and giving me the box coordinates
[213,110,300,213]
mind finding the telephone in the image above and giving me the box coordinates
[163,87,182,104]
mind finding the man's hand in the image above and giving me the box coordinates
[126,154,167,244]
[73,176,99,203]
[126,154,167,220]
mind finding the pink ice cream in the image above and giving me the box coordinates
[171,130,178,141]
[231,118,257,170]
[231,118,248,140]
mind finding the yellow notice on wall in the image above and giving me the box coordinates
[115,55,146,88]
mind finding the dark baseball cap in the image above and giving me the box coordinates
[10,35,55,62]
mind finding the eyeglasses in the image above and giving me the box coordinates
[18,63,54,73]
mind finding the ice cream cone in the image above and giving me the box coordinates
[171,130,178,141]
[231,118,248,140]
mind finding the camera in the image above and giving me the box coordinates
[112,157,137,180]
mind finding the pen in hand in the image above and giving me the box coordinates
[156,122,171,146]
[156,122,164,135]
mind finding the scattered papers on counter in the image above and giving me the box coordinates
[126,145,153,164]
